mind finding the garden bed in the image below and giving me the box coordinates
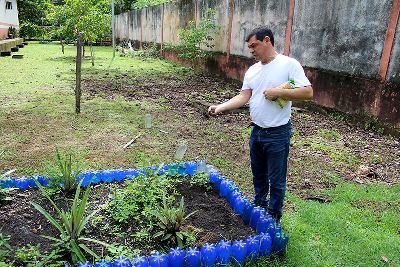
[0,165,271,266]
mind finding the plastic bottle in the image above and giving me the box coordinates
[249,206,263,229]
[259,232,272,257]
[216,240,231,266]
[94,259,112,267]
[256,213,274,234]
[149,251,168,267]
[15,176,29,190]
[145,113,152,129]
[168,247,185,267]
[28,176,38,188]
[77,262,92,267]
[209,171,220,184]
[233,196,246,216]
[186,247,201,267]
[113,256,132,267]
[201,243,216,267]
[219,179,230,197]
[174,144,187,161]
[242,201,255,225]
[91,170,102,184]
[37,176,49,186]
[132,255,149,267]
[80,171,93,187]
[185,161,198,176]
[197,160,207,172]
[231,240,247,265]
[177,162,187,176]
[246,235,260,260]
[229,190,242,208]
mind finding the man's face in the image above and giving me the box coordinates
[247,35,269,60]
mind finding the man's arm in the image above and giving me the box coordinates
[264,85,313,101]
[208,89,252,116]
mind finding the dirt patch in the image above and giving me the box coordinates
[82,71,400,198]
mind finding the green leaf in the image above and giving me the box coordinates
[32,202,64,234]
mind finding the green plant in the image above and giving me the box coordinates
[46,148,83,193]
[0,233,11,262]
[151,195,197,248]
[19,22,43,39]
[174,8,217,61]
[103,173,177,225]
[32,180,108,264]
[14,244,41,265]
[189,173,211,190]
[106,244,139,259]
[369,154,383,164]
[318,129,342,141]
[132,0,173,9]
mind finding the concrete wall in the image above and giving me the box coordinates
[116,0,400,128]
[0,0,19,40]
[291,0,392,78]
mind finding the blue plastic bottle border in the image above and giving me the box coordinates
[0,160,288,267]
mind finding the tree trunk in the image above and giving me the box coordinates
[90,42,94,66]
[83,44,85,58]
[75,33,83,114]
[61,37,64,54]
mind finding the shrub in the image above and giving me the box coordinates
[32,180,108,264]
[46,148,83,193]
[19,22,43,39]
[151,195,197,248]
[174,8,217,61]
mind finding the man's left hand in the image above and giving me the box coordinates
[263,87,281,101]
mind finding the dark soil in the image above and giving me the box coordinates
[0,182,254,261]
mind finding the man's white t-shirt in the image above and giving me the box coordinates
[241,54,311,128]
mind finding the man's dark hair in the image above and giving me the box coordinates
[245,27,274,46]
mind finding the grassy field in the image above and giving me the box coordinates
[0,43,399,266]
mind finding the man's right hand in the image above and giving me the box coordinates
[208,105,222,116]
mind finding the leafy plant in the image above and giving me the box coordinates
[189,173,212,190]
[174,8,217,61]
[14,244,42,266]
[103,173,177,225]
[32,180,108,264]
[0,233,11,262]
[106,244,139,260]
[132,0,173,9]
[46,148,83,193]
[151,195,197,248]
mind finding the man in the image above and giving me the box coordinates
[208,26,313,221]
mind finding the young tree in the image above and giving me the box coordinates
[48,0,111,56]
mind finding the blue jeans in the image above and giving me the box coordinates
[249,121,291,220]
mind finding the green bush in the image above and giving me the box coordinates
[19,22,43,39]
[103,173,178,225]
[174,8,217,61]
[151,195,197,248]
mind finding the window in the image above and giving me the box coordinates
[6,1,13,10]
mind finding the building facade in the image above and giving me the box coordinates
[0,0,19,40]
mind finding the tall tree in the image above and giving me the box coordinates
[17,0,51,24]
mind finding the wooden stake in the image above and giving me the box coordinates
[75,32,82,114]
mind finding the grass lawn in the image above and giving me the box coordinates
[0,43,399,266]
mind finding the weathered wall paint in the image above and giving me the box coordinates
[115,0,400,128]
[290,0,392,79]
